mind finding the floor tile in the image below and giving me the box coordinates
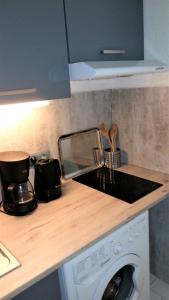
[150,290,162,300]
[151,277,169,299]
[151,273,158,285]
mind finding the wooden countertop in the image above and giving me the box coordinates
[1,164,169,300]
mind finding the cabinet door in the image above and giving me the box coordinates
[64,0,144,63]
[0,0,70,103]
[12,270,61,300]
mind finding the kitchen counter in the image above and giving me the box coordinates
[1,164,169,300]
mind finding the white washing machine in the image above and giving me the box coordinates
[59,211,150,300]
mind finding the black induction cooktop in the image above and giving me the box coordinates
[73,167,162,204]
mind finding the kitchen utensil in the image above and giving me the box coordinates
[0,151,37,216]
[34,158,62,202]
[109,123,118,152]
[99,123,113,151]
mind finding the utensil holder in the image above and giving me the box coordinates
[104,148,121,169]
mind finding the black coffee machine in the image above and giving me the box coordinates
[34,158,62,202]
[0,151,37,216]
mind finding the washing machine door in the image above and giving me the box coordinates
[94,254,144,300]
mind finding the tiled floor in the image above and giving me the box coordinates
[151,274,169,300]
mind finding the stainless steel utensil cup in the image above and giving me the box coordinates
[104,148,121,169]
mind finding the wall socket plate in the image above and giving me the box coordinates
[29,151,50,185]
[30,151,50,166]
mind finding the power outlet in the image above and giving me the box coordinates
[32,150,49,160]
[30,151,50,166]
[29,151,50,187]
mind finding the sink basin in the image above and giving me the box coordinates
[0,242,20,277]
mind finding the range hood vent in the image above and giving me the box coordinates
[69,60,168,81]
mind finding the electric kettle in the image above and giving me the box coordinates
[34,158,62,202]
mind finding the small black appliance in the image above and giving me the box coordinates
[0,151,37,216]
[34,158,62,202]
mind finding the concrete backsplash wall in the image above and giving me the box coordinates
[1,86,169,172]
[0,90,112,157]
[111,87,169,173]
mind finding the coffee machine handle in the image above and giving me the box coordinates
[54,159,61,178]
[7,184,17,203]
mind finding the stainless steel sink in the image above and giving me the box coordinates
[0,242,20,277]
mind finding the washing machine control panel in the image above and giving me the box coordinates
[112,242,122,255]
[72,212,148,284]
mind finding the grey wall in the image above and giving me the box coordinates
[149,198,169,283]
[0,90,112,157]
[111,87,169,172]
[111,86,169,283]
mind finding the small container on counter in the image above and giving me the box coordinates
[104,148,121,169]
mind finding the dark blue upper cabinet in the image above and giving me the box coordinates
[0,0,70,103]
[64,0,144,63]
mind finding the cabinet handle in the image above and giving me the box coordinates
[101,49,126,55]
[0,88,37,96]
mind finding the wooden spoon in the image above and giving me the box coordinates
[109,123,118,152]
[99,123,113,151]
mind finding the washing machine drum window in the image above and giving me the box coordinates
[102,265,134,300]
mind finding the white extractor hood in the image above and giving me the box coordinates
[69,60,168,80]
